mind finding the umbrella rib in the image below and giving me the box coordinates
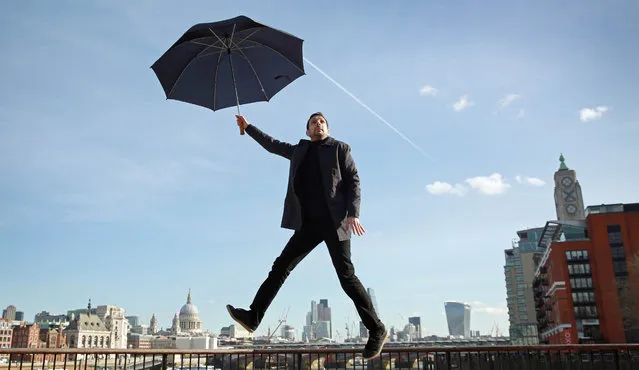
[166,35,228,99]
[189,40,224,49]
[212,49,224,110]
[229,39,270,102]
[237,39,304,74]
[208,28,229,48]
[232,28,262,48]
[189,27,259,48]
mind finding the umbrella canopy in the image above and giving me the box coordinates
[151,15,305,133]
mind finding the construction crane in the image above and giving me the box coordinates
[267,306,290,341]
[345,316,353,340]
[490,321,501,337]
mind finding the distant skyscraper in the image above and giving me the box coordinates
[317,299,332,338]
[408,316,422,338]
[311,300,318,323]
[126,316,140,328]
[315,321,331,339]
[304,299,332,340]
[2,306,17,321]
[444,301,471,338]
[281,324,295,340]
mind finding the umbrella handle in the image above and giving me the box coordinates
[227,38,244,136]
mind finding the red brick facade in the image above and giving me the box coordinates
[534,204,639,344]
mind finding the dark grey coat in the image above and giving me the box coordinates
[245,124,361,241]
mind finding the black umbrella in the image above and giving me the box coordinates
[151,15,305,134]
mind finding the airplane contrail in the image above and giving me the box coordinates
[303,57,436,162]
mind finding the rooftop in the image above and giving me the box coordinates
[585,203,639,217]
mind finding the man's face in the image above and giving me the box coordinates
[306,115,329,140]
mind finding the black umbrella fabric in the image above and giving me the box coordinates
[151,15,305,134]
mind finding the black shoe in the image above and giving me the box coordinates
[363,326,388,360]
[226,304,258,333]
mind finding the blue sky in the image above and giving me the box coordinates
[1,0,638,338]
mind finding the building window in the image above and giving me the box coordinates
[568,263,591,275]
[611,246,626,259]
[613,260,628,274]
[574,305,598,318]
[572,292,595,304]
[570,277,593,289]
[566,249,589,261]
[607,225,622,244]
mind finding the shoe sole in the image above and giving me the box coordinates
[363,335,389,360]
[226,304,255,334]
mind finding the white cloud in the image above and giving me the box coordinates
[470,301,508,315]
[419,85,438,96]
[515,175,546,187]
[427,173,513,196]
[579,106,609,122]
[465,173,511,195]
[516,109,525,119]
[425,181,467,196]
[452,95,474,111]
[497,93,521,108]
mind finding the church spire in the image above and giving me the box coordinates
[559,153,569,170]
[187,288,192,304]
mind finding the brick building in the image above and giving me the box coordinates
[39,326,68,362]
[10,322,41,362]
[533,203,639,344]
[0,318,13,361]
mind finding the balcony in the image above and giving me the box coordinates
[536,310,547,321]
[4,346,639,370]
[533,277,548,289]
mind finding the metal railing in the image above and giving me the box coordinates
[2,345,639,370]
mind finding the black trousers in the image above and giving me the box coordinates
[249,220,383,332]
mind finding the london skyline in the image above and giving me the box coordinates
[1,1,637,339]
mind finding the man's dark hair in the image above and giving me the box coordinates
[306,112,328,129]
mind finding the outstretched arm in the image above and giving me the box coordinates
[340,143,365,236]
[236,115,295,160]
